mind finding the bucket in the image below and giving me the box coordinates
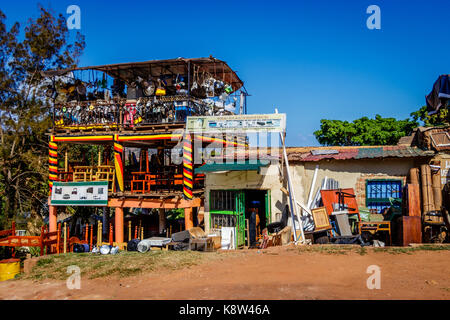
[0,259,20,281]
[73,243,90,253]
[137,240,152,253]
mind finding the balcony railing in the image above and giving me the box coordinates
[53,95,236,130]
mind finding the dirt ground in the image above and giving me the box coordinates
[1,245,449,300]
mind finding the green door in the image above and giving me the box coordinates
[209,189,245,248]
[235,191,245,247]
[265,190,271,224]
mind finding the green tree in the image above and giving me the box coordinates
[314,114,419,146]
[410,105,449,127]
[0,6,85,229]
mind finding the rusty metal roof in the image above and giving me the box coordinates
[287,145,435,162]
[41,57,244,92]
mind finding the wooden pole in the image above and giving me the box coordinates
[89,225,93,251]
[98,148,102,166]
[56,223,61,254]
[63,222,67,254]
[408,167,420,185]
[432,167,442,211]
[128,221,132,241]
[67,225,70,252]
[49,206,57,233]
[420,164,435,213]
[115,208,124,245]
[141,227,144,240]
[64,150,68,173]
[85,224,89,242]
[97,222,102,246]
[109,223,113,245]
[184,207,194,230]
[158,208,166,234]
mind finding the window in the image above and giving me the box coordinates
[366,179,402,213]
[210,190,237,212]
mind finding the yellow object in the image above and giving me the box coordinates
[0,259,20,281]
[155,88,166,96]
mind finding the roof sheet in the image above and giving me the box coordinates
[287,146,435,162]
[41,57,244,93]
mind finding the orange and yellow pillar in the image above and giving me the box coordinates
[183,133,193,200]
[113,134,124,192]
[48,136,58,193]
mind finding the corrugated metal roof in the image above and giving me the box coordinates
[288,146,435,162]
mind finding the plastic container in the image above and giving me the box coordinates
[0,259,20,281]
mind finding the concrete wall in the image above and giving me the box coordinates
[299,158,418,208]
[203,164,306,232]
[203,157,425,233]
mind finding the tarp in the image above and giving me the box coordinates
[426,74,450,114]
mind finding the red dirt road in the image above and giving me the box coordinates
[1,246,449,300]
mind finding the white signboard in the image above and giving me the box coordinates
[186,113,286,133]
[51,182,109,206]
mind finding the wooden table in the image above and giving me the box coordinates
[189,238,214,252]
[359,221,391,245]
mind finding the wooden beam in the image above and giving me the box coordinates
[107,197,202,209]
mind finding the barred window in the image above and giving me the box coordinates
[210,190,237,212]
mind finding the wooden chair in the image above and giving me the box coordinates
[58,170,73,182]
[73,166,94,182]
[95,165,115,192]
[131,171,148,193]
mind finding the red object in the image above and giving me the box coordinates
[406,184,421,217]
[89,225,93,251]
[109,223,113,245]
[0,258,20,263]
[320,188,360,220]
[397,216,422,246]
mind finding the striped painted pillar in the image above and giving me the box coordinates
[48,136,58,193]
[183,133,194,200]
[113,134,124,192]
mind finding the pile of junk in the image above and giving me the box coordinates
[269,167,450,248]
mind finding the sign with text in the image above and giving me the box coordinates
[51,181,108,206]
[186,113,286,133]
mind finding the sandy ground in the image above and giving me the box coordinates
[0,246,449,300]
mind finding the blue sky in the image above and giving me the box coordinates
[1,0,449,146]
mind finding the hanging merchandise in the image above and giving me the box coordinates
[142,79,156,97]
[111,78,125,98]
[224,84,233,94]
[219,92,229,101]
[155,78,166,96]
[202,77,215,97]
[191,66,199,91]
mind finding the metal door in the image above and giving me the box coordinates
[235,191,245,247]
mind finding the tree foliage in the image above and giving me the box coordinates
[314,104,450,147]
[0,6,85,229]
[314,114,419,146]
[410,105,449,127]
